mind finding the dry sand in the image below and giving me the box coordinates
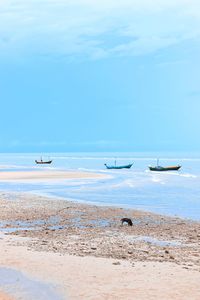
[1,234,200,300]
[0,191,200,299]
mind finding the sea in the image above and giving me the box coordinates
[0,152,200,221]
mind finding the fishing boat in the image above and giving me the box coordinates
[35,157,52,164]
[104,160,133,170]
[149,159,181,171]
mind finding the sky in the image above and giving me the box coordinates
[0,0,200,152]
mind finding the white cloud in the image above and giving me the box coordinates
[0,0,200,61]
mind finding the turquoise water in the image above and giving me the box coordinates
[0,152,200,220]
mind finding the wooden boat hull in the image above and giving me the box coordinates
[104,163,133,170]
[35,160,52,164]
[149,165,181,171]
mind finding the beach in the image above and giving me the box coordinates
[0,167,200,300]
[1,0,199,297]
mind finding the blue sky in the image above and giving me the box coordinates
[0,0,200,152]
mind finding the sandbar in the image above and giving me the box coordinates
[0,170,107,182]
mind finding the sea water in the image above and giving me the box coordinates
[0,152,200,220]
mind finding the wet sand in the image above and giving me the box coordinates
[0,191,200,299]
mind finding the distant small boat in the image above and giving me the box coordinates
[104,160,133,170]
[149,165,181,171]
[149,159,181,172]
[35,157,52,164]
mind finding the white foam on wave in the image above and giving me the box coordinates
[77,167,99,172]
[0,164,31,169]
[180,173,197,178]
[104,178,137,189]
[150,175,166,185]
[120,179,137,188]
[151,177,164,183]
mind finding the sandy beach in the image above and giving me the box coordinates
[0,179,200,299]
[0,169,200,299]
[1,235,200,300]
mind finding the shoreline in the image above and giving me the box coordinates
[0,168,198,221]
[29,191,197,222]
[0,191,200,299]
[0,168,196,222]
